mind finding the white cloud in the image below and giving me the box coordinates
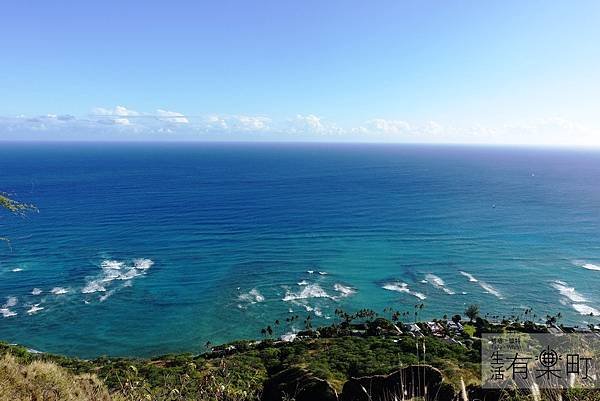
[0,108,597,145]
[364,118,411,135]
[204,115,271,132]
[236,115,270,130]
[290,114,344,136]
[295,114,324,131]
[113,117,131,126]
[156,109,189,124]
[91,105,140,126]
[92,105,140,117]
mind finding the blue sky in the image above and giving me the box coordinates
[1,1,599,144]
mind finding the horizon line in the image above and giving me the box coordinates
[1,139,600,151]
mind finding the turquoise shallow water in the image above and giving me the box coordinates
[1,142,599,358]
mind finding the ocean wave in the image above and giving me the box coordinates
[318,271,328,275]
[297,280,309,286]
[572,304,599,316]
[307,270,314,274]
[478,281,503,299]
[1,297,18,318]
[11,268,23,272]
[424,274,455,295]
[31,288,43,296]
[4,296,17,308]
[283,284,331,302]
[333,283,356,297]
[133,258,154,270]
[51,287,69,295]
[27,304,44,315]
[83,258,154,300]
[101,260,124,270]
[238,288,265,304]
[382,282,426,300]
[581,263,600,271]
[280,332,297,342]
[459,271,478,282]
[81,281,107,294]
[551,281,587,303]
[0,308,17,318]
[459,272,503,299]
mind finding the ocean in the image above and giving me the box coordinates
[1,142,599,358]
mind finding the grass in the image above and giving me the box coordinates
[0,354,110,401]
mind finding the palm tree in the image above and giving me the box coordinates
[465,304,480,322]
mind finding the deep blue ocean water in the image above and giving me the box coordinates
[1,142,599,358]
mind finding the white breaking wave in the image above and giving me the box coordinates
[0,308,16,318]
[1,297,18,318]
[83,258,154,299]
[478,281,503,299]
[51,287,69,295]
[459,271,478,282]
[11,268,23,272]
[283,284,331,302]
[460,272,503,299]
[425,274,456,295]
[99,289,117,302]
[581,263,600,271]
[27,304,44,315]
[297,280,309,286]
[318,271,328,275]
[4,297,17,308]
[551,281,587,303]
[572,304,600,316]
[280,332,297,342]
[333,283,356,297]
[82,281,107,294]
[133,258,154,269]
[31,288,43,296]
[238,288,265,304]
[307,270,314,274]
[382,282,426,300]
[551,280,597,315]
[100,260,124,270]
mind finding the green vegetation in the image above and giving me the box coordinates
[3,310,600,400]
[464,304,480,322]
[0,312,482,400]
[0,193,36,214]
[462,323,476,337]
[0,192,37,245]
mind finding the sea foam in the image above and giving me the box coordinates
[581,263,600,271]
[425,274,455,295]
[1,297,18,318]
[82,258,154,300]
[382,282,426,300]
[572,304,599,316]
[51,287,69,295]
[333,283,356,297]
[459,271,478,282]
[478,281,503,299]
[27,304,44,315]
[238,288,265,304]
[459,272,502,299]
[283,284,331,301]
[551,281,587,303]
